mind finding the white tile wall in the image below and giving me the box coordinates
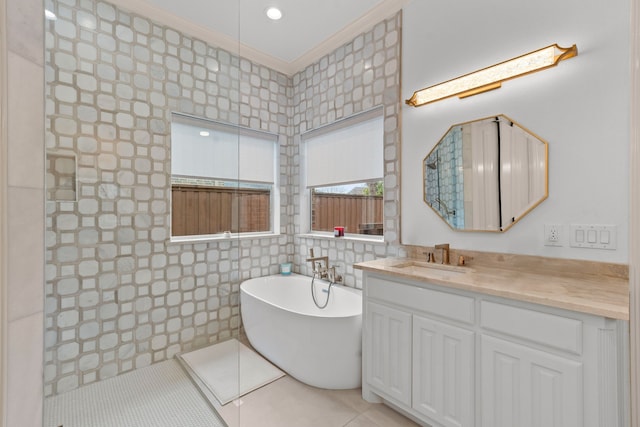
[7,51,45,189]
[6,0,44,65]
[43,0,405,399]
[8,187,44,321]
[7,312,44,427]
[5,0,45,424]
[44,0,292,396]
[291,15,405,287]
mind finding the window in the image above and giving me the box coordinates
[302,108,384,237]
[170,113,279,238]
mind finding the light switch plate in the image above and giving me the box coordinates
[570,224,617,250]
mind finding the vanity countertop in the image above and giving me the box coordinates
[354,257,629,320]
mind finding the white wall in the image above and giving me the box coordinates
[401,0,630,263]
[4,0,44,424]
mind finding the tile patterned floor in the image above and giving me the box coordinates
[45,355,420,427]
[218,376,420,427]
[44,360,226,427]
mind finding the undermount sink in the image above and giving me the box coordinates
[389,260,471,278]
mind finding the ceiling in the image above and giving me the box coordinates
[107,0,409,75]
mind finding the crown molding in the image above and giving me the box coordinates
[289,0,409,74]
[107,0,292,73]
[104,0,408,76]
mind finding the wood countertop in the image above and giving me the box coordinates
[354,257,629,320]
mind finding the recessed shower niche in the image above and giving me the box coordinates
[46,151,77,202]
[424,115,548,231]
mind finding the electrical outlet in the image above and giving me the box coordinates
[544,224,562,246]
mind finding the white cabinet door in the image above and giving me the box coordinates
[365,301,412,406]
[481,335,583,427]
[413,315,475,427]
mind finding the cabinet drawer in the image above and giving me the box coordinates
[367,275,474,325]
[480,300,583,355]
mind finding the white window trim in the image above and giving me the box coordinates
[169,231,282,245]
[295,232,388,245]
[170,113,281,239]
[299,107,385,241]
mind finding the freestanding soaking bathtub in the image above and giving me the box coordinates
[240,273,362,389]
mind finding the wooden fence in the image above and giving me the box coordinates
[172,186,384,236]
[172,185,270,236]
[312,193,383,235]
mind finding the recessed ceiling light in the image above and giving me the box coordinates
[199,131,210,137]
[265,7,283,21]
[45,9,57,20]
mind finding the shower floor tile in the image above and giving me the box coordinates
[45,354,419,427]
[44,360,226,427]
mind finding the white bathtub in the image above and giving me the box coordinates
[240,274,362,389]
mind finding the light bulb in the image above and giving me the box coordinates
[266,7,282,21]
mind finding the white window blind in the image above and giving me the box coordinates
[171,113,277,183]
[303,108,384,187]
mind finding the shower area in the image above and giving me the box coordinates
[43,0,291,424]
[33,0,406,424]
[423,125,465,229]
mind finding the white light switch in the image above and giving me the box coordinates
[570,224,617,250]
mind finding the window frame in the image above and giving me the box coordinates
[300,107,385,241]
[169,113,280,242]
[309,180,384,236]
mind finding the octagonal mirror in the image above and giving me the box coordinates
[424,115,548,232]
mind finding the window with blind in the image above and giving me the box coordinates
[302,108,384,237]
[170,113,279,238]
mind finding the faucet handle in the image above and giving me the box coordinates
[328,265,343,284]
[422,251,434,262]
[434,243,450,265]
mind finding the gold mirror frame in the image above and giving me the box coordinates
[424,114,548,232]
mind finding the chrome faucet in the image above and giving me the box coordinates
[434,243,450,265]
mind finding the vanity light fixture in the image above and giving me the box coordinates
[406,43,578,107]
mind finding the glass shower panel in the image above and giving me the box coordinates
[43,0,243,425]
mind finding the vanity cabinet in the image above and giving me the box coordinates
[479,300,585,426]
[362,272,626,427]
[412,315,474,427]
[481,335,582,426]
[363,274,476,427]
[365,301,412,405]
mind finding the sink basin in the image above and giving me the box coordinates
[389,260,471,279]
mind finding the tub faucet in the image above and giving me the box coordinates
[306,249,329,279]
[327,266,343,284]
[434,243,450,265]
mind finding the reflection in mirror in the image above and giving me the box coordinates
[424,115,547,232]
